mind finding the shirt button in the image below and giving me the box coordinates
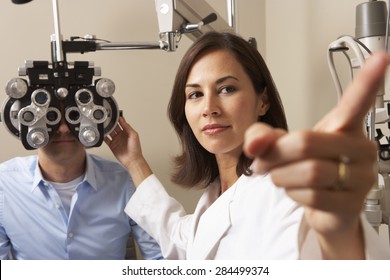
[43,182,49,187]
[55,203,61,209]
[68,232,74,238]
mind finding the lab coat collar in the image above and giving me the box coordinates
[188,176,243,259]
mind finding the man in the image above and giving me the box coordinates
[0,117,162,259]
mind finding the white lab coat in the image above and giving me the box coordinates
[125,174,390,259]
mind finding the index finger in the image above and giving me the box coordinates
[315,52,389,133]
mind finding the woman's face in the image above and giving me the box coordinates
[184,49,269,158]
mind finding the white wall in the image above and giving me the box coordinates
[0,0,388,244]
[266,0,357,129]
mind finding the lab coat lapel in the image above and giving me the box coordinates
[188,182,235,259]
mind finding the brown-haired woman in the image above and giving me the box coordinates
[106,31,390,259]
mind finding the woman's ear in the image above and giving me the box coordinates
[257,88,270,116]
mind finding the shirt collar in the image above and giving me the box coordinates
[31,154,99,192]
[32,158,44,192]
[84,154,98,191]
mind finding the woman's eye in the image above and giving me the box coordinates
[187,91,202,99]
[220,86,236,94]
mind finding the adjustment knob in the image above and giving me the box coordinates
[5,78,28,99]
[96,78,115,97]
[31,131,46,145]
[83,129,96,143]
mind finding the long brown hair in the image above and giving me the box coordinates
[168,31,287,188]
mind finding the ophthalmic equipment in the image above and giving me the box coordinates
[1,0,234,149]
[327,0,390,243]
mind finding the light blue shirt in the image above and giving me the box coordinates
[0,154,162,260]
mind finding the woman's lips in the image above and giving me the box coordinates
[202,124,230,135]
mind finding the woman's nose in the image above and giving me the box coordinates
[202,95,221,117]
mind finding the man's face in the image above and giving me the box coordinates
[38,116,85,164]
